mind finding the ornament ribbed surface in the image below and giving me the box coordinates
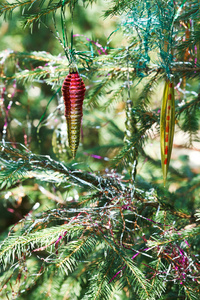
[62,71,86,158]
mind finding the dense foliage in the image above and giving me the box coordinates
[0,0,200,299]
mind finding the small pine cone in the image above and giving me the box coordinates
[62,70,86,158]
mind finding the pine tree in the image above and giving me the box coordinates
[0,0,200,299]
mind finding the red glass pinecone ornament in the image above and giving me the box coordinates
[62,69,86,158]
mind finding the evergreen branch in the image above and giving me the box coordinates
[2,50,200,88]
[175,2,199,22]
[112,127,145,168]
[0,143,124,194]
[93,259,115,300]
[0,0,77,22]
[0,0,36,17]
[104,0,134,17]
[8,50,66,64]
[24,0,72,25]
[0,50,69,84]
[176,94,200,144]
[83,255,116,300]
[0,223,84,270]
[6,67,68,86]
[56,235,97,275]
[0,0,98,24]
[148,259,166,297]
[11,68,52,83]
[0,144,194,223]
[139,146,189,181]
[183,285,200,300]
[137,70,162,106]
[102,235,151,299]
[102,84,125,111]
[147,225,200,248]
[135,190,192,221]
[86,72,116,108]
[92,66,200,74]
[176,95,200,116]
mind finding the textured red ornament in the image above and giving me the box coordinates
[62,70,86,158]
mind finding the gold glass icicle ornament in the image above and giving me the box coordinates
[62,68,86,158]
[160,80,175,186]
